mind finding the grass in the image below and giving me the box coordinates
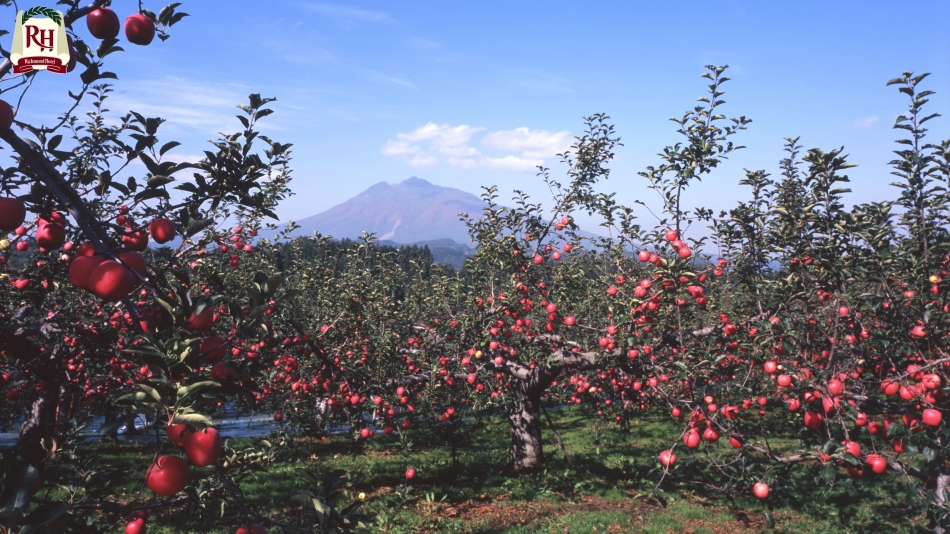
[42,407,933,533]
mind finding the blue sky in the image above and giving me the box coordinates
[10,0,950,239]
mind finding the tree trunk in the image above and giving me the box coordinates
[935,472,950,534]
[16,382,65,467]
[507,381,544,471]
[313,397,331,429]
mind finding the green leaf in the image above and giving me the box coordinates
[0,465,39,514]
[17,502,68,534]
[171,412,213,427]
[160,141,181,156]
[262,273,284,295]
[148,175,175,188]
[138,384,163,405]
[763,511,775,529]
[176,381,220,403]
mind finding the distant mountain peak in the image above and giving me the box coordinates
[290,177,483,245]
[398,176,433,187]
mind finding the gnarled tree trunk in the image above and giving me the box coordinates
[507,380,544,471]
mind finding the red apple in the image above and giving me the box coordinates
[753,482,769,498]
[199,336,228,363]
[405,468,416,479]
[145,455,190,496]
[803,411,823,429]
[68,255,106,289]
[166,423,194,446]
[235,526,266,534]
[125,518,146,534]
[0,197,25,231]
[658,450,676,467]
[36,222,66,249]
[184,427,222,467]
[117,251,147,277]
[125,14,156,46]
[185,308,214,331]
[86,8,120,39]
[123,230,149,251]
[923,408,943,426]
[149,218,176,243]
[209,362,234,380]
[88,260,134,302]
[683,430,700,448]
[76,241,97,256]
[273,413,283,422]
[360,428,372,438]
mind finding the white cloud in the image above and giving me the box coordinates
[105,77,254,135]
[482,127,572,159]
[848,116,879,129]
[382,122,568,172]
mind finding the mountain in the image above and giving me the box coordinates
[290,177,484,245]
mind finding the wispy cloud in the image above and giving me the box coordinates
[408,36,440,49]
[847,116,879,129]
[298,2,394,29]
[365,71,415,88]
[382,123,571,171]
[105,77,253,135]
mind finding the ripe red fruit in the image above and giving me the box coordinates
[88,260,134,302]
[68,255,106,289]
[125,14,156,45]
[209,362,235,380]
[166,423,194,446]
[803,411,824,429]
[677,247,691,259]
[149,218,176,243]
[638,250,651,262]
[184,308,214,331]
[117,251,147,277]
[867,455,887,474]
[665,229,678,241]
[145,455,190,496]
[405,468,416,479]
[702,427,720,442]
[184,427,222,467]
[841,441,861,457]
[729,436,742,448]
[0,197,26,231]
[763,361,778,374]
[360,428,372,438]
[273,413,283,422]
[125,518,146,534]
[235,526,267,534]
[683,430,700,448]
[923,408,943,426]
[658,450,676,467]
[36,222,66,249]
[753,482,769,498]
[199,336,228,363]
[123,230,149,251]
[87,8,120,39]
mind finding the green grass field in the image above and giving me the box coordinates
[58,407,931,533]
